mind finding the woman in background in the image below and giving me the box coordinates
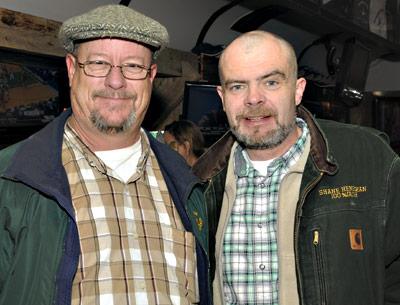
[163,120,205,167]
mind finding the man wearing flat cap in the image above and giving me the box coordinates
[0,4,210,305]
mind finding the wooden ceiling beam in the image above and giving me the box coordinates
[0,7,64,57]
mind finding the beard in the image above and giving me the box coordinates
[230,107,297,150]
[90,89,137,135]
[90,110,136,134]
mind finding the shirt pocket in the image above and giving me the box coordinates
[162,227,199,304]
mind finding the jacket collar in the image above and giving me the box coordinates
[4,108,201,220]
[192,129,235,182]
[4,109,74,216]
[297,105,338,174]
[193,105,338,181]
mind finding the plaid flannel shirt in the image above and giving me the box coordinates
[223,118,309,305]
[62,123,198,305]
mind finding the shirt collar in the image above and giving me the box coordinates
[64,121,151,179]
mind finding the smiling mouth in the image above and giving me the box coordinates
[97,95,132,100]
[246,116,269,121]
[244,113,275,122]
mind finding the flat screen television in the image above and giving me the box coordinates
[182,81,229,146]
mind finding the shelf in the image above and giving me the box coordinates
[231,0,400,60]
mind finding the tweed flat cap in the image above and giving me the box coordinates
[59,4,169,57]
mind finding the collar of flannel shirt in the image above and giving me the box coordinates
[64,120,151,180]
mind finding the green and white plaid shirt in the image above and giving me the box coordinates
[223,118,309,305]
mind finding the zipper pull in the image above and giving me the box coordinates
[313,230,319,246]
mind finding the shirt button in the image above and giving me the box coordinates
[259,183,265,188]
[257,223,263,228]
[89,161,95,167]
[259,264,266,270]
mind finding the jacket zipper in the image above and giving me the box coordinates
[294,171,323,305]
[312,230,327,305]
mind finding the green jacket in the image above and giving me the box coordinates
[193,105,400,305]
[0,110,211,305]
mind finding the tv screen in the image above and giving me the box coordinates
[182,81,228,146]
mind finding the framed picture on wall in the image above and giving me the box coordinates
[0,48,69,147]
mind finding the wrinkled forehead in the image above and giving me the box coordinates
[219,36,293,81]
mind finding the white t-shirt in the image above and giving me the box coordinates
[250,159,274,176]
[95,139,142,183]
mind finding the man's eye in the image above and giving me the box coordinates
[90,61,109,66]
[228,84,245,92]
[124,63,140,68]
[86,61,110,71]
[265,80,281,89]
[123,64,145,73]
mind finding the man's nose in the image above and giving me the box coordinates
[104,66,126,89]
[245,83,265,106]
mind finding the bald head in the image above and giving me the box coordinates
[219,31,298,85]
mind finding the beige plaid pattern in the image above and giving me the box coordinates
[62,124,198,305]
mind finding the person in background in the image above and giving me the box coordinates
[163,119,206,167]
[0,5,210,305]
[193,30,400,305]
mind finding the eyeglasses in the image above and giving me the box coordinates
[77,60,152,80]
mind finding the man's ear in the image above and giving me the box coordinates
[65,54,77,87]
[217,85,226,111]
[148,64,157,83]
[295,77,306,106]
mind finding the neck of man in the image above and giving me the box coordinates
[68,115,140,152]
[186,153,198,167]
[246,126,302,161]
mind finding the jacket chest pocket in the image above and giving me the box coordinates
[311,228,328,305]
[299,208,384,305]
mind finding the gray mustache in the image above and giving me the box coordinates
[237,108,277,119]
[92,90,136,99]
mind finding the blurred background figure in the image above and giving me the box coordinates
[164,119,205,167]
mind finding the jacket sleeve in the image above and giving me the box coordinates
[384,156,400,304]
[0,197,14,294]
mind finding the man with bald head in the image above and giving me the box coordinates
[194,30,400,305]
